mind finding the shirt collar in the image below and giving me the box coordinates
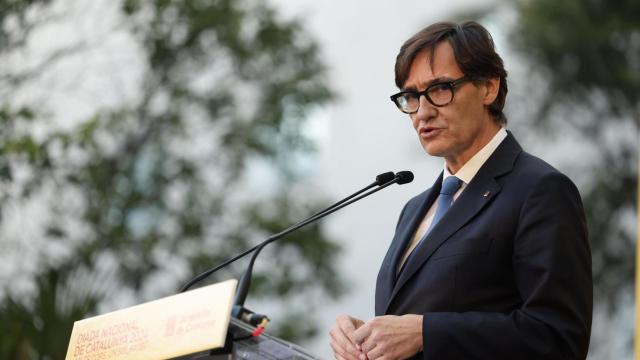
[443,127,508,184]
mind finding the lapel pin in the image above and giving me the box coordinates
[483,191,491,197]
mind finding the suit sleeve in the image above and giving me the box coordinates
[421,172,592,359]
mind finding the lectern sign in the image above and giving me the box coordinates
[65,279,237,360]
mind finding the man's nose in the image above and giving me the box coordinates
[415,94,437,122]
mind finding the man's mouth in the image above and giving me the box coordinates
[420,127,443,138]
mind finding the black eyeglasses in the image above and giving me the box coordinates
[390,75,472,114]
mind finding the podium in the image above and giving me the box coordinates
[177,318,320,360]
[65,280,321,360]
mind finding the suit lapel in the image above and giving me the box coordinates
[385,132,522,313]
[389,175,442,278]
[376,179,440,312]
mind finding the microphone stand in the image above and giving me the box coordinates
[179,172,395,293]
[232,172,413,325]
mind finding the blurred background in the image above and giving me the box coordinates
[0,0,638,358]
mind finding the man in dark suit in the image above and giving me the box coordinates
[329,21,592,359]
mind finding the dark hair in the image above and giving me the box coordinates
[395,21,508,124]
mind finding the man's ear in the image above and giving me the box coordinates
[482,77,500,105]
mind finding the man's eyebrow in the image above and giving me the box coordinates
[402,76,454,92]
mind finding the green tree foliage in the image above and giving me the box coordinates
[511,0,639,306]
[0,0,343,358]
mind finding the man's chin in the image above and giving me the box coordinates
[421,144,446,158]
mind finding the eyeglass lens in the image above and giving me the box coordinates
[397,83,453,112]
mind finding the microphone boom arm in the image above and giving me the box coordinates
[179,172,398,293]
[232,173,410,307]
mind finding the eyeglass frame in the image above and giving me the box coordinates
[389,75,473,114]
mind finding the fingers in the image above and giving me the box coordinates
[356,315,424,360]
[330,315,364,360]
[360,336,377,354]
[330,337,359,360]
[330,326,358,356]
[334,353,348,360]
[365,345,384,360]
[337,314,358,339]
[340,314,366,351]
[353,322,373,346]
[353,317,365,328]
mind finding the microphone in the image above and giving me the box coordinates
[179,171,399,294]
[396,170,414,184]
[376,171,397,185]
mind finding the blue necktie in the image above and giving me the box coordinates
[397,176,463,277]
[426,176,463,234]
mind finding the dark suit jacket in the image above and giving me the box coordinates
[375,132,592,359]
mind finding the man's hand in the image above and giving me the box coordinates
[353,314,423,360]
[330,314,365,360]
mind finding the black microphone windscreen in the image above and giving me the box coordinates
[396,171,414,184]
[375,171,396,185]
